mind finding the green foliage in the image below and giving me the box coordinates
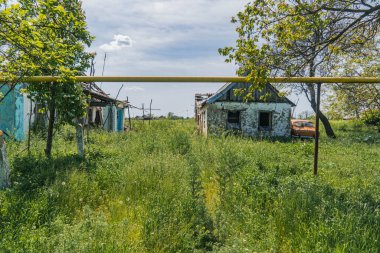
[326,39,380,119]
[1,0,94,157]
[362,109,380,131]
[0,119,380,252]
[220,1,380,94]
[0,0,94,124]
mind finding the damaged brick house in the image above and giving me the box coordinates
[195,82,295,137]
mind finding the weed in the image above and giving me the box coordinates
[0,119,379,252]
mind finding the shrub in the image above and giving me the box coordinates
[362,109,380,132]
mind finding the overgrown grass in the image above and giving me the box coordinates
[0,119,379,252]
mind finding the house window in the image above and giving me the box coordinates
[259,111,272,130]
[228,111,240,124]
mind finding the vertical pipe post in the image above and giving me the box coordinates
[87,83,92,143]
[314,83,321,176]
[87,56,95,143]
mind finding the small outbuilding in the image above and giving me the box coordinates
[83,82,127,132]
[195,82,295,138]
[0,84,34,141]
[0,83,127,141]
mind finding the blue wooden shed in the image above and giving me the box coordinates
[0,83,126,141]
[0,84,34,141]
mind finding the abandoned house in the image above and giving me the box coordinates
[83,82,127,132]
[195,82,295,138]
[0,83,127,141]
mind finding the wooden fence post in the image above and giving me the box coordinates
[0,131,10,189]
[127,97,132,130]
[75,119,85,158]
[149,99,152,126]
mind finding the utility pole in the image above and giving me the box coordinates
[100,52,107,88]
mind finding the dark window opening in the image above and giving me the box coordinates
[228,111,240,124]
[88,108,93,124]
[95,110,102,125]
[259,111,272,130]
[226,90,231,101]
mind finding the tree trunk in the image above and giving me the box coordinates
[75,118,85,158]
[0,134,10,189]
[307,84,336,138]
[45,102,56,158]
[306,45,336,139]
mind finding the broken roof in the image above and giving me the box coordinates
[82,82,128,107]
[202,82,295,106]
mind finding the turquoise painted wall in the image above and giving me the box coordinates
[117,108,124,132]
[103,106,124,132]
[103,106,116,132]
[0,85,25,140]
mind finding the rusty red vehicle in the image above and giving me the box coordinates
[291,119,317,139]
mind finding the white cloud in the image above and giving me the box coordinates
[99,34,134,51]
[124,86,145,92]
[82,0,249,116]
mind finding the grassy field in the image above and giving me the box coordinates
[0,119,379,252]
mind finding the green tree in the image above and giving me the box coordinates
[220,0,380,138]
[167,112,175,119]
[327,40,380,119]
[0,0,93,157]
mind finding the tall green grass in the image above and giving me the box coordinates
[0,119,379,252]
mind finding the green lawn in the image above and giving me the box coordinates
[1,119,379,252]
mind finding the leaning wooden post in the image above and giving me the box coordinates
[149,99,152,126]
[314,83,322,176]
[75,119,85,158]
[142,103,145,125]
[127,97,132,130]
[27,101,32,154]
[0,131,10,189]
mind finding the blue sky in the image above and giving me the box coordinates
[82,0,310,117]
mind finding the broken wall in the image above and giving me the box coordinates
[206,102,292,137]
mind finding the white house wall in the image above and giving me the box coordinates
[206,102,292,137]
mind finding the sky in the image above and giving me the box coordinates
[82,0,311,117]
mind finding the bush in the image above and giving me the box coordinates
[362,109,380,132]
